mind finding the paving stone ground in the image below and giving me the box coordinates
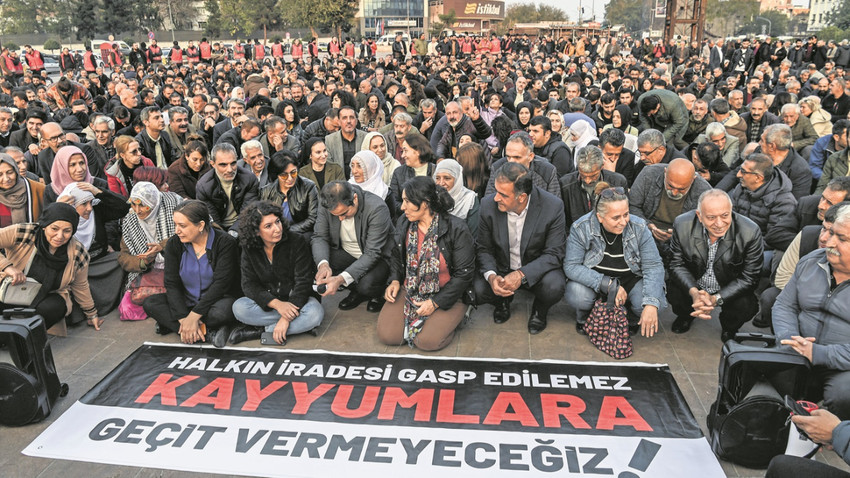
[1,291,848,477]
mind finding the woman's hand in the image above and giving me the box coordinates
[178,314,204,344]
[76,182,102,196]
[57,195,76,206]
[273,317,290,345]
[615,286,628,307]
[272,300,300,321]
[413,298,437,317]
[385,281,400,303]
[639,306,658,337]
[2,266,26,285]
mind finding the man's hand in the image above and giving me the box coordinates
[273,317,290,345]
[781,335,816,362]
[488,274,513,297]
[792,409,842,445]
[502,270,524,292]
[420,116,433,131]
[315,263,332,283]
[649,223,672,242]
[320,275,346,296]
[468,106,480,121]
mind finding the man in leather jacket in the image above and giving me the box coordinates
[667,189,764,341]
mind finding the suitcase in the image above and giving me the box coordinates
[707,332,811,469]
[0,308,68,426]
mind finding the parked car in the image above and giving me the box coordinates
[376,33,411,46]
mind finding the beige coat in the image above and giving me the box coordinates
[0,223,96,320]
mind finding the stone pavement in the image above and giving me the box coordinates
[1,291,849,478]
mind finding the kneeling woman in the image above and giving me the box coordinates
[143,201,240,347]
[0,203,103,329]
[230,201,324,345]
[377,176,475,351]
[563,186,665,337]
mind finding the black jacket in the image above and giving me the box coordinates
[560,170,627,233]
[163,228,241,318]
[195,166,260,231]
[669,210,763,302]
[389,213,475,310]
[167,155,212,199]
[772,193,822,251]
[534,133,573,177]
[259,177,319,234]
[135,130,177,167]
[476,186,566,286]
[730,169,798,251]
[241,229,314,310]
[390,163,436,217]
[485,157,562,198]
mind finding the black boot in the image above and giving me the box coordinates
[227,325,264,345]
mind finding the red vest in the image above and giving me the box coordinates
[254,44,265,59]
[83,51,97,71]
[5,56,22,74]
[148,45,162,61]
[187,46,200,63]
[272,43,283,57]
[200,42,211,59]
[234,44,245,59]
[292,43,302,57]
[25,51,44,70]
[170,48,183,63]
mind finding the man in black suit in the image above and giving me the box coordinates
[0,107,17,148]
[212,98,245,145]
[474,162,567,334]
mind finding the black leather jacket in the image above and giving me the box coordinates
[195,166,260,231]
[389,213,475,310]
[259,177,319,234]
[669,210,763,302]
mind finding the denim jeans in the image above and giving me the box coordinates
[232,296,324,335]
[565,279,645,325]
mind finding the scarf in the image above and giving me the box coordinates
[567,119,597,156]
[349,150,388,199]
[433,159,476,219]
[360,131,398,186]
[0,153,30,225]
[614,104,633,132]
[123,182,181,285]
[51,145,93,195]
[31,203,79,304]
[403,214,441,345]
[60,183,99,250]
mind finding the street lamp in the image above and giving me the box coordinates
[755,16,772,36]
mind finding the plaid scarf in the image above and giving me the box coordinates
[403,215,441,345]
[122,192,180,286]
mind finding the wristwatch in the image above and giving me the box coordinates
[519,271,528,286]
[714,294,724,306]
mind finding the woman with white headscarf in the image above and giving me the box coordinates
[350,150,396,214]
[433,159,479,236]
[58,182,129,322]
[566,119,598,160]
[360,131,400,186]
[117,182,183,320]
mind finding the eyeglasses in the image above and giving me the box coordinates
[739,169,762,177]
[44,132,66,143]
[279,170,298,179]
[638,145,661,157]
[126,148,141,155]
[599,187,626,199]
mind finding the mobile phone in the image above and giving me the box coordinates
[199,323,207,336]
[784,395,811,416]
[260,332,286,346]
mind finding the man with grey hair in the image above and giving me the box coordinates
[774,203,850,420]
[259,115,299,157]
[412,98,443,142]
[559,145,627,233]
[3,146,38,181]
[237,139,271,188]
[434,100,492,160]
[164,106,198,160]
[633,128,687,178]
[85,115,115,177]
[668,189,764,341]
[386,111,423,163]
[485,132,561,198]
[697,122,740,167]
[195,142,259,232]
[781,102,818,159]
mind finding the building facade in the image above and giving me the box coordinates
[428,0,505,34]
[808,0,839,31]
[356,0,429,37]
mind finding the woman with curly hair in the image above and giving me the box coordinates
[229,200,324,345]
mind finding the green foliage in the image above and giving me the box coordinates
[102,0,138,35]
[706,0,760,38]
[0,0,61,34]
[221,0,281,36]
[736,10,788,36]
[505,2,567,24]
[204,0,223,37]
[829,0,850,30]
[75,0,100,41]
[43,39,61,51]
[817,26,849,43]
[3,42,19,52]
[278,0,356,38]
[604,0,648,34]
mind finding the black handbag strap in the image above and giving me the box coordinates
[605,277,620,308]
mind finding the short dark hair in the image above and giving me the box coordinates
[640,94,660,115]
[403,132,436,164]
[529,116,552,132]
[709,98,730,115]
[744,153,774,179]
[825,201,850,223]
[402,176,454,215]
[599,128,625,148]
[268,150,298,179]
[826,176,850,196]
[320,180,356,209]
[494,162,532,196]
[173,200,211,231]
[834,119,850,138]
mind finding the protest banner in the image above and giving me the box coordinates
[24,343,724,477]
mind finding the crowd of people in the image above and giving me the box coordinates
[0,31,850,470]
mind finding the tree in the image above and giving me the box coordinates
[0,0,60,34]
[43,39,61,52]
[220,0,281,39]
[604,0,648,34]
[204,0,223,37]
[278,0,356,39]
[75,0,101,41]
[504,2,568,31]
[101,0,137,35]
[736,10,788,36]
[706,0,759,39]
